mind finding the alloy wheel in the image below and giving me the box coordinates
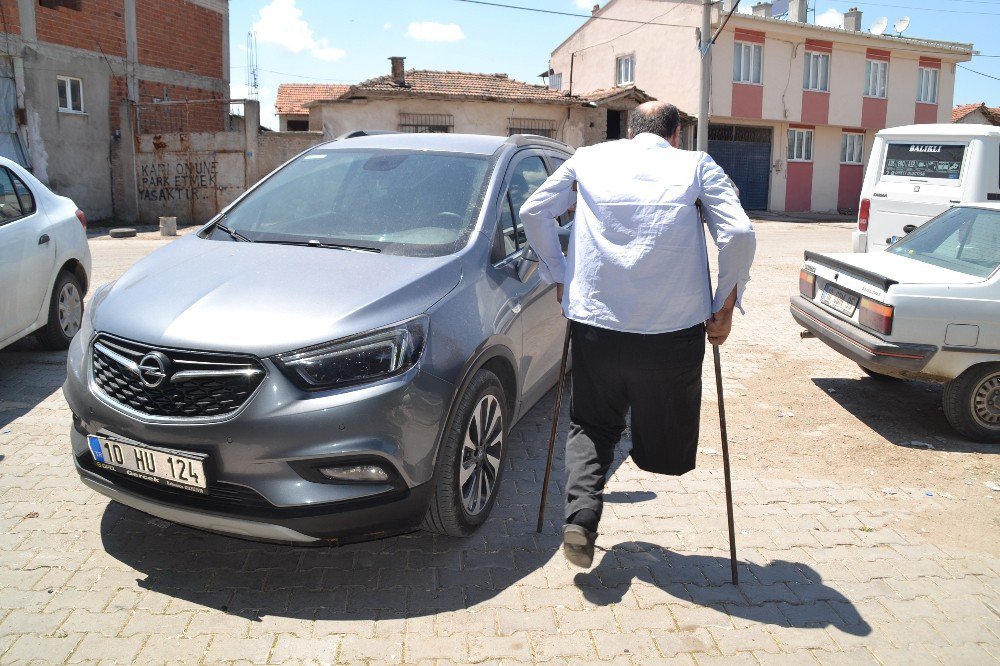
[459,394,503,515]
[971,371,1000,429]
[58,282,82,338]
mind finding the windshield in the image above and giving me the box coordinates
[215,149,492,257]
[888,207,1000,278]
[882,143,965,180]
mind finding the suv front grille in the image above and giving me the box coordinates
[91,335,266,419]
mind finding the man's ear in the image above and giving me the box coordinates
[669,126,681,147]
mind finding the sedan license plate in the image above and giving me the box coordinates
[820,284,859,316]
[87,435,208,494]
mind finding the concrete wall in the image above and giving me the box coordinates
[955,109,996,125]
[256,131,325,179]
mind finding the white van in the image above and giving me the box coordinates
[852,124,1000,253]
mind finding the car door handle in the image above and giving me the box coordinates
[38,234,50,245]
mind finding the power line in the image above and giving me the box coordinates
[958,63,1000,81]
[840,0,1000,15]
[451,0,692,28]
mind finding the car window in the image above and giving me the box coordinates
[0,168,25,223]
[889,207,1000,278]
[496,155,547,258]
[8,170,36,216]
[499,196,517,256]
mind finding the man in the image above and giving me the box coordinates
[520,101,756,568]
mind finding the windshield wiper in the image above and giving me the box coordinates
[214,223,252,243]
[255,239,381,253]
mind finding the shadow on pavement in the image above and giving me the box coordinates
[0,337,68,429]
[812,377,995,454]
[575,541,872,637]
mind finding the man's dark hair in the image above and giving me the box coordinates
[628,103,681,140]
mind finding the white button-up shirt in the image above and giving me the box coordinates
[519,133,756,334]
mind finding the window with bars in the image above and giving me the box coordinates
[864,60,888,98]
[841,133,864,164]
[398,113,454,133]
[508,118,557,139]
[787,128,813,162]
[917,67,938,104]
[733,42,762,84]
[803,52,830,92]
[548,73,563,91]
[57,76,83,113]
[615,55,634,86]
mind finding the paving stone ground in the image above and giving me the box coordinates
[1,222,998,665]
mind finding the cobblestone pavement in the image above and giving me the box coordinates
[1,223,998,665]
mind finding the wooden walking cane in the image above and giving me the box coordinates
[536,321,572,533]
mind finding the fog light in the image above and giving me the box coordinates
[319,464,390,483]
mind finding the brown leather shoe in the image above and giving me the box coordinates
[562,524,598,568]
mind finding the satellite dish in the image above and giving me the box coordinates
[894,16,910,35]
[870,16,888,35]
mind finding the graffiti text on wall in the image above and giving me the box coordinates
[138,160,219,201]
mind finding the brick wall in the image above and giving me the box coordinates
[108,75,128,129]
[36,0,126,56]
[0,0,20,35]
[136,79,225,133]
[136,0,224,79]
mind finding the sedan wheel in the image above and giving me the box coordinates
[36,271,85,350]
[943,363,1000,443]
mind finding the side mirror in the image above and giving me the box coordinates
[517,247,539,282]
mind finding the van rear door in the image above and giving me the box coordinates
[866,140,969,252]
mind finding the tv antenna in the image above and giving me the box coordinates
[893,16,910,35]
[245,31,259,100]
[870,16,888,35]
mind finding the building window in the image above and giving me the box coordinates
[615,55,634,86]
[508,118,557,139]
[841,132,864,164]
[57,76,83,113]
[285,119,309,131]
[917,67,938,104]
[39,0,82,10]
[733,42,762,84]
[787,128,813,161]
[549,73,562,91]
[398,113,453,133]
[864,60,888,98]
[803,52,830,92]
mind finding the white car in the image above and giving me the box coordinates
[0,156,91,351]
[791,203,1000,442]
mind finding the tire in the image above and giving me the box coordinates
[423,369,508,536]
[858,364,903,381]
[35,271,84,350]
[942,363,1000,443]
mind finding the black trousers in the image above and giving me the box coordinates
[564,320,706,525]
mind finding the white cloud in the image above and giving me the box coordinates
[575,0,596,8]
[383,22,392,30]
[252,0,346,62]
[406,21,465,42]
[815,8,844,27]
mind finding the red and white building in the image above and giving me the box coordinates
[548,0,974,212]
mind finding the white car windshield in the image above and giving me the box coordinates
[888,207,1000,278]
[216,149,492,257]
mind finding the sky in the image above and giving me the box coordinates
[228,0,1000,130]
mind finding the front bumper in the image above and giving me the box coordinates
[790,295,938,378]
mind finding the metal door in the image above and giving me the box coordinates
[708,124,771,210]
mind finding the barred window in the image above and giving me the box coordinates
[508,118,557,139]
[398,113,453,133]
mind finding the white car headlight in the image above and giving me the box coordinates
[274,316,428,391]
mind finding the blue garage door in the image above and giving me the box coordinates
[707,124,771,210]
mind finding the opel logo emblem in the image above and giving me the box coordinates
[138,352,171,389]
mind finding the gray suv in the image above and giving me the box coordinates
[63,133,572,544]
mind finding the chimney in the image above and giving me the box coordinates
[591,4,600,15]
[789,0,808,22]
[752,2,772,18]
[389,56,406,86]
[843,7,862,31]
[722,0,737,12]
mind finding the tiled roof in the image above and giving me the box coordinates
[951,102,1000,124]
[342,70,575,105]
[275,84,350,115]
[581,85,654,103]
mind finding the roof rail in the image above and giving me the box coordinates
[505,133,573,150]
[334,130,401,140]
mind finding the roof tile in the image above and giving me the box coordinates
[275,84,351,115]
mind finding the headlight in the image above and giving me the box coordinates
[274,316,428,391]
[88,281,116,325]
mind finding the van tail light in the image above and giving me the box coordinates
[75,209,87,229]
[857,198,870,232]
[859,298,893,335]
[799,268,815,298]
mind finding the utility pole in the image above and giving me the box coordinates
[697,0,712,152]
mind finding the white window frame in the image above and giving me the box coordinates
[57,75,84,113]
[787,128,814,162]
[840,132,864,165]
[733,41,763,85]
[803,52,830,92]
[615,54,635,86]
[864,60,888,99]
[917,67,938,104]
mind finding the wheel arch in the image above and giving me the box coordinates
[59,259,89,296]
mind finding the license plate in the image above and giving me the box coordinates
[87,434,208,494]
[820,284,859,316]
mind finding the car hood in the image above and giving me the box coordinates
[93,235,463,356]
[811,252,987,285]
